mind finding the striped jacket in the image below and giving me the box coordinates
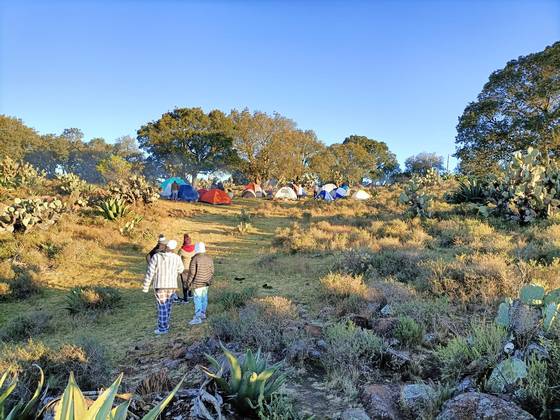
[143,252,184,291]
[186,253,214,289]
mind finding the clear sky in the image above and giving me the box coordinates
[1,0,558,167]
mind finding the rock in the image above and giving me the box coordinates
[316,339,328,350]
[525,342,549,360]
[309,349,321,359]
[436,392,536,420]
[400,384,434,414]
[380,305,394,317]
[163,359,180,369]
[455,376,477,394]
[371,317,399,337]
[341,407,371,420]
[286,339,309,361]
[304,323,323,337]
[510,301,540,337]
[351,315,372,329]
[361,384,402,419]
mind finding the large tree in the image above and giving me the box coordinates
[404,152,444,175]
[343,135,399,180]
[268,129,325,182]
[137,107,238,184]
[455,42,560,175]
[229,109,295,183]
[0,115,40,160]
[310,142,374,185]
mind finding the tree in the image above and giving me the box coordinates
[137,107,238,185]
[268,129,325,182]
[97,155,133,183]
[25,133,71,178]
[404,152,444,175]
[310,142,374,185]
[0,115,40,160]
[343,135,400,180]
[113,135,145,173]
[229,109,295,183]
[455,42,560,175]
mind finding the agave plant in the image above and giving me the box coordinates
[0,365,45,420]
[447,177,489,204]
[202,345,286,412]
[52,372,184,419]
[96,198,129,221]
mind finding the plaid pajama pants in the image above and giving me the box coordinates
[155,288,175,332]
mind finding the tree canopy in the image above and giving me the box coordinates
[342,135,399,180]
[455,41,560,175]
[310,142,375,185]
[137,107,239,184]
[0,115,40,160]
[404,152,444,175]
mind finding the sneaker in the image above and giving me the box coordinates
[154,329,168,335]
[200,313,207,320]
[189,318,202,325]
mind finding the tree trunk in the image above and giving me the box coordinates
[191,172,197,187]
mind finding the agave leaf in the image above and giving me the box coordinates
[0,371,17,406]
[86,373,123,420]
[221,345,242,392]
[204,353,222,372]
[237,372,253,400]
[141,375,185,420]
[110,400,130,420]
[55,372,88,420]
[18,365,45,418]
[264,373,286,395]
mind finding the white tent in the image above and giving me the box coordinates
[351,190,371,200]
[274,186,298,200]
[321,183,337,193]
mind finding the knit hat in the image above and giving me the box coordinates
[167,240,178,250]
[158,234,167,243]
[194,242,206,254]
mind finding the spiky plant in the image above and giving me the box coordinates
[447,178,489,204]
[202,345,286,412]
[0,365,45,420]
[96,198,129,221]
[52,372,184,419]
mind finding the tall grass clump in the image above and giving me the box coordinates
[320,272,370,315]
[321,321,384,395]
[65,286,122,314]
[436,322,507,381]
[215,286,258,310]
[0,311,52,342]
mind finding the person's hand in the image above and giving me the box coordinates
[142,287,149,293]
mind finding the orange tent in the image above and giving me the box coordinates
[199,189,232,205]
[197,188,208,196]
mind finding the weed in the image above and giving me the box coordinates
[215,286,258,310]
[394,316,424,347]
[0,311,52,342]
[65,286,122,314]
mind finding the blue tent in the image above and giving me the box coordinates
[316,189,334,202]
[178,184,199,202]
[333,187,349,199]
[160,177,187,196]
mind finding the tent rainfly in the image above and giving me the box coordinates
[274,186,298,200]
[316,189,334,202]
[321,183,337,193]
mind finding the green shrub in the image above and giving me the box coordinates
[65,286,122,314]
[0,338,112,401]
[446,177,489,204]
[0,311,52,342]
[321,321,384,395]
[436,322,507,381]
[256,393,305,420]
[210,296,301,354]
[394,316,424,347]
[0,268,41,302]
[525,354,549,414]
[215,286,258,310]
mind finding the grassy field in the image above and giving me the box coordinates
[2,186,560,418]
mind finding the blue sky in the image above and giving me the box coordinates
[1,0,558,167]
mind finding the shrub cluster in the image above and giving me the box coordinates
[65,286,122,314]
[0,311,52,342]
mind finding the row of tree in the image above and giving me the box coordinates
[1,110,445,186]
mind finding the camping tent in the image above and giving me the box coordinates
[333,187,349,199]
[274,186,298,200]
[197,188,208,196]
[241,189,257,198]
[321,183,337,193]
[244,182,264,197]
[160,177,187,197]
[178,184,199,202]
[316,190,334,202]
[351,190,371,200]
[199,189,232,205]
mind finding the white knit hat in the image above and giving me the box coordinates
[167,240,177,250]
[195,242,206,254]
[158,234,167,243]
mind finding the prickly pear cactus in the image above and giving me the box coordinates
[108,175,159,205]
[0,197,66,233]
[489,148,560,223]
[399,176,433,217]
[486,358,528,393]
[0,157,45,189]
[519,284,545,305]
[57,173,88,195]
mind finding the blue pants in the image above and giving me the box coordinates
[193,286,208,318]
[155,289,175,332]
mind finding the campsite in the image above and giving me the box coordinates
[1,1,559,419]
